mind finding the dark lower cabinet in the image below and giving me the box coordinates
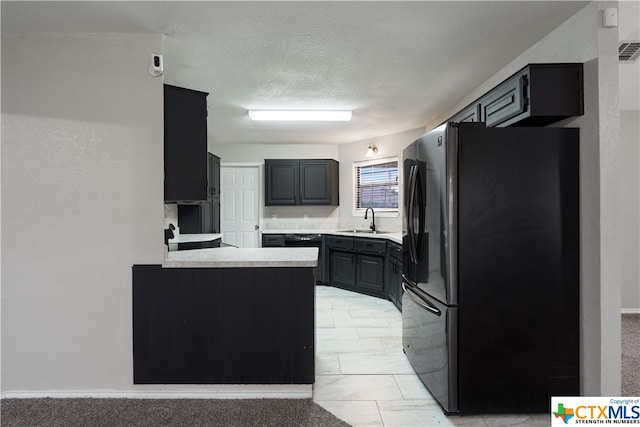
[355,254,385,295]
[327,236,386,298]
[133,265,315,384]
[330,250,356,288]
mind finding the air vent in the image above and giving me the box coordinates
[619,41,640,62]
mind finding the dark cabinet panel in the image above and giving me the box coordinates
[330,251,356,288]
[299,161,339,205]
[133,265,315,384]
[208,153,221,198]
[325,235,354,250]
[480,74,526,127]
[212,198,220,234]
[327,236,387,298]
[265,159,338,206]
[385,241,403,310]
[178,203,210,234]
[451,104,481,123]
[356,254,385,295]
[449,63,583,128]
[353,238,386,254]
[262,234,285,247]
[265,160,298,205]
[164,85,209,201]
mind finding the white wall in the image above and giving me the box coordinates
[1,33,164,392]
[428,1,622,395]
[620,110,640,312]
[337,128,425,232]
[212,143,341,230]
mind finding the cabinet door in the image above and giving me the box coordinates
[330,250,356,289]
[394,260,403,310]
[385,256,397,303]
[208,153,221,198]
[164,85,208,201]
[299,160,338,205]
[356,254,385,296]
[265,160,298,205]
[212,197,220,233]
[479,74,527,127]
[452,104,481,123]
[200,200,213,234]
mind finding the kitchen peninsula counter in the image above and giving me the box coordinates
[162,247,319,268]
[134,246,317,386]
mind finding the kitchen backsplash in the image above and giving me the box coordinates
[165,203,400,233]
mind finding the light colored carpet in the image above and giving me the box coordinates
[622,313,640,397]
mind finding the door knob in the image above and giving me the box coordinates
[254,225,260,230]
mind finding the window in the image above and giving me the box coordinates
[354,158,399,214]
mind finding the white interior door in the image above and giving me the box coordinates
[220,166,260,248]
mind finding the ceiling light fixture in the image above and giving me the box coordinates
[366,145,378,157]
[248,110,352,121]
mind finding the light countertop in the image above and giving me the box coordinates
[168,233,222,244]
[261,229,402,244]
[163,247,319,268]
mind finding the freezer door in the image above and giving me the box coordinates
[402,278,458,414]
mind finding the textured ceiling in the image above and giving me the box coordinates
[2,1,594,145]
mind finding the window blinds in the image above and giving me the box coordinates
[355,160,399,210]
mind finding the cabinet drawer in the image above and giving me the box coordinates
[387,241,403,260]
[354,238,387,254]
[262,234,285,247]
[325,235,353,250]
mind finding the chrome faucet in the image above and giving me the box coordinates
[364,207,376,232]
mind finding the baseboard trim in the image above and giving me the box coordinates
[1,385,313,400]
[622,308,640,314]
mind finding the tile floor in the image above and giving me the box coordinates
[312,285,552,427]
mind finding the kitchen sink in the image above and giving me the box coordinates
[336,229,385,234]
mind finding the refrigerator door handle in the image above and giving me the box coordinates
[408,165,419,264]
[402,279,442,316]
[413,165,425,261]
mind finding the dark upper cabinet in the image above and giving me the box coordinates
[450,63,583,128]
[265,159,339,206]
[299,160,339,205]
[176,152,221,237]
[265,160,298,205]
[480,74,526,127]
[451,104,481,123]
[208,153,221,198]
[164,85,209,202]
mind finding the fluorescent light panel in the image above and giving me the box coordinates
[248,110,352,121]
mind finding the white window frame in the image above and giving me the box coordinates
[352,156,399,218]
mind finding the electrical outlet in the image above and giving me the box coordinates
[304,214,309,220]
[272,214,277,220]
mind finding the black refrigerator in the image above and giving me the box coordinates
[401,122,580,415]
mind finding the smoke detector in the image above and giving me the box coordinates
[619,41,640,62]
